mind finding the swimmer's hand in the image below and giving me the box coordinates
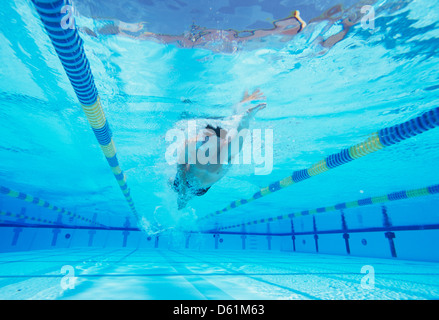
[241,89,266,104]
[247,103,267,115]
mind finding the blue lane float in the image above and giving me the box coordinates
[219,184,439,231]
[31,0,140,222]
[0,185,108,226]
[201,106,439,222]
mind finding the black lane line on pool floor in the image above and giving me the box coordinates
[57,248,139,300]
[0,247,91,265]
[208,251,439,299]
[157,250,234,300]
[227,251,439,290]
[233,252,439,290]
[169,249,320,300]
[0,248,123,289]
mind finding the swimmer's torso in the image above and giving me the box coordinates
[187,162,230,188]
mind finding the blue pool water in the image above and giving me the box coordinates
[0,0,439,300]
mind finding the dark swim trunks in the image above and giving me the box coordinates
[172,176,211,196]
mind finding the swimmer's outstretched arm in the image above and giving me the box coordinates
[219,102,267,164]
[235,102,267,133]
[221,90,267,163]
[235,89,266,131]
[232,89,266,114]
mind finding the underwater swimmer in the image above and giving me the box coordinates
[170,89,266,210]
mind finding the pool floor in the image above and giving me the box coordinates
[0,248,438,299]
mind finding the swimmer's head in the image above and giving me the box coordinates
[205,124,224,138]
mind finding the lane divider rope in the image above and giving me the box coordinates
[218,184,439,230]
[0,185,104,226]
[0,210,56,225]
[30,0,140,222]
[200,106,439,222]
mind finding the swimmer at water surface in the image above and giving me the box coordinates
[170,89,266,210]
